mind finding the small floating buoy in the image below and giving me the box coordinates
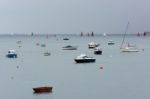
[100,66,103,69]
[36,43,40,46]
[11,76,14,80]
[16,66,19,69]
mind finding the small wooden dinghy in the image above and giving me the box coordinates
[33,86,53,93]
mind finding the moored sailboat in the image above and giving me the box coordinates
[120,22,139,52]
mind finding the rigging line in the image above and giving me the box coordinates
[120,22,130,49]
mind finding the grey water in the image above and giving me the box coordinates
[0,35,150,99]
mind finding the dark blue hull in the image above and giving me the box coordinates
[74,59,95,63]
[94,50,102,55]
[108,43,114,45]
[6,54,17,58]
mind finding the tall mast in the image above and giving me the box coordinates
[120,22,130,49]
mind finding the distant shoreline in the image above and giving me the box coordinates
[0,33,145,37]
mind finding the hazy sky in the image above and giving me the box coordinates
[0,0,150,34]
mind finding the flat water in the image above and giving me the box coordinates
[0,35,149,99]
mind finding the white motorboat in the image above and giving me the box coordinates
[74,54,96,63]
[108,40,115,45]
[88,42,100,48]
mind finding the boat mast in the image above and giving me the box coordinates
[120,22,130,49]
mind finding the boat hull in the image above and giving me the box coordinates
[63,48,77,50]
[33,87,53,93]
[74,59,96,63]
[121,47,139,52]
[94,50,102,55]
[44,52,51,56]
[62,45,77,50]
[6,54,17,58]
[121,50,139,52]
[108,43,114,45]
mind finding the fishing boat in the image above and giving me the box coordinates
[88,42,100,48]
[62,45,77,50]
[94,47,102,55]
[33,86,53,93]
[74,54,96,63]
[120,22,139,52]
[6,50,17,58]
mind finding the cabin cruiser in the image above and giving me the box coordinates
[62,45,77,50]
[108,40,115,45]
[74,54,96,63]
[94,47,102,55]
[88,42,100,48]
[6,50,17,58]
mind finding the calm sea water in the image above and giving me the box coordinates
[0,35,150,99]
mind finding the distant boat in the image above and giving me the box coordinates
[91,32,94,36]
[120,22,139,52]
[103,33,107,37]
[16,40,22,44]
[41,44,46,47]
[108,40,115,45]
[94,47,102,55]
[44,51,51,56]
[63,38,69,40]
[6,50,17,58]
[88,42,100,48]
[80,32,83,36]
[62,45,77,50]
[137,32,140,36]
[74,54,96,63]
[33,86,53,93]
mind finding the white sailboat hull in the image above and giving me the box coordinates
[121,46,139,52]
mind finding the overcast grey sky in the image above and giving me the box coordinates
[0,0,149,34]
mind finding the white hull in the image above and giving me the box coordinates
[121,49,139,52]
[120,47,139,52]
